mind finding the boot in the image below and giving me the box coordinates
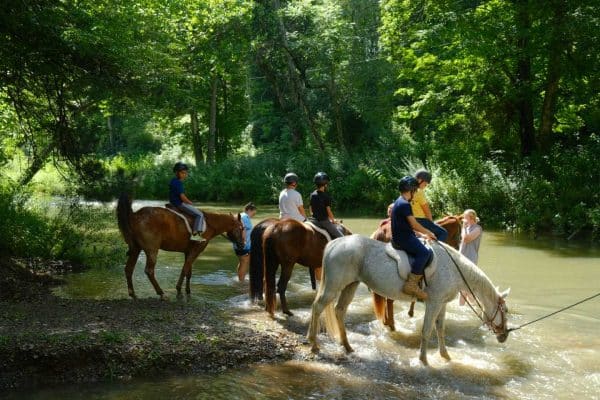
[403,273,428,300]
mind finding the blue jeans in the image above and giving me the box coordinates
[416,218,448,242]
[392,235,432,275]
[177,203,204,233]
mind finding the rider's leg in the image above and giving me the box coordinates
[417,218,448,242]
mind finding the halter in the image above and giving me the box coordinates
[439,242,507,335]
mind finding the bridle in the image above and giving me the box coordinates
[484,296,507,335]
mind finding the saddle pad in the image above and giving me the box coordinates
[384,242,437,281]
[304,221,332,241]
[164,206,206,235]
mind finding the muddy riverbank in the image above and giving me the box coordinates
[0,257,300,390]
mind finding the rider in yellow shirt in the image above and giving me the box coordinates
[410,169,448,242]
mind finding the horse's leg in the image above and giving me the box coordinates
[277,263,295,316]
[125,245,141,299]
[314,266,322,281]
[183,241,205,295]
[408,300,416,317]
[435,304,451,361]
[144,249,165,300]
[385,299,396,331]
[335,281,360,353]
[176,251,188,297]
[419,301,444,365]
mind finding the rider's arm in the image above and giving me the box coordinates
[408,215,436,240]
[326,206,335,223]
[180,193,194,205]
[420,202,433,221]
[298,205,307,218]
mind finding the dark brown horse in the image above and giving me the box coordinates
[117,194,245,299]
[371,215,462,330]
[252,218,351,317]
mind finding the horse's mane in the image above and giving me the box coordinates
[434,241,498,301]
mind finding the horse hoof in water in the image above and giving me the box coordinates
[160,294,169,301]
[440,350,451,361]
[419,355,429,366]
[283,310,294,317]
[311,344,320,354]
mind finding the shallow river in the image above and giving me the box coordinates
[9,203,600,399]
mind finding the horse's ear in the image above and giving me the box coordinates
[501,288,511,298]
[237,212,241,221]
[339,219,343,224]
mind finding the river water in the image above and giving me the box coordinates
[9,204,600,399]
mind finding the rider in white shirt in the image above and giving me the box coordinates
[278,172,307,222]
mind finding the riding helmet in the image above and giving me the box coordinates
[398,175,418,192]
[313,171,330,186]
[415,169,432,183]
[173,162,189,173]
[283,172,299,184]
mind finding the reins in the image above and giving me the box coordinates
[437,242,505,333]
[506,292,600,333]
[437,241,600,334]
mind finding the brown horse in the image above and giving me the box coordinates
[117,194,245,299]
[371,215,462,330]
[256,219,351,317]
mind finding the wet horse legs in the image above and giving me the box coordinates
[277,263,294,316]
[176,240,206,296]
[125,245,141,299]
[144,249,165,300]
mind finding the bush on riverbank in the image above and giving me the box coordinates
[0,184,125,266]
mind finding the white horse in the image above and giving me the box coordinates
[307,234,510,365]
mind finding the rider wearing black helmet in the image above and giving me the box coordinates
[411,169,448,242]
[391,175,436,300]
[279,172,306,222]
[309,172,343,239]
[169,162,206,242]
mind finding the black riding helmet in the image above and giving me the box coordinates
[415,169,432,183]
[283,172,299,184]
[173,162,189,173]
[313,171,329,186]
[398,175,418,193]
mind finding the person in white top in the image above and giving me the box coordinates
[278,172,307,222]
[458,208,483,305]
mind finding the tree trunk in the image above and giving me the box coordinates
[514,0,536,156]
[272,0,325,152]
[329,68,346,152]
[190,110,204,166]
[539,2,567,149]
[207,75,217,165]
[18,146,52,186]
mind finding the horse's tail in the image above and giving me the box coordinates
[249,221,267,301]
[117,193,134,247]
[263,228,278,315]
[313,264,340,341]
[372,292,387,323]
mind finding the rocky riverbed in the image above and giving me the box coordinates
[0,257,301,390]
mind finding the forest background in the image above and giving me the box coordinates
[1,0,598,262]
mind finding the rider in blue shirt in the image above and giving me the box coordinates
[169,162,206,242]
[391,176,436,300]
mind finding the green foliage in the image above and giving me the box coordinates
[0,182,124,265]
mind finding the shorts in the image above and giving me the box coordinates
[235,248,250,257]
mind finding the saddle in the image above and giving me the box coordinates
[164,204,206,234]
[304,220,332,241]
[385,241,437,282]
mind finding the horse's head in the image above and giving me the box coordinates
[489,288,511,342]
[226,213,245,250]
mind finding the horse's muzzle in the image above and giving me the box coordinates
[496,332,509,343]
